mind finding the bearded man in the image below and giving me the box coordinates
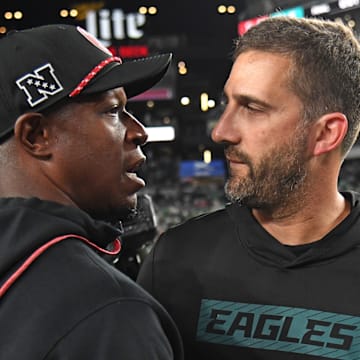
[138,16,360,360]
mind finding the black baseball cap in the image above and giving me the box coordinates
[0,24,172,140]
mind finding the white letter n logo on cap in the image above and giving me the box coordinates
[16,63,64,107]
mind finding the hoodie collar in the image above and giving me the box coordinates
[0,197,121,277]
[226,191,360,268]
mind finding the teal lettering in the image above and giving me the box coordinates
[253,314,282,340]
[197,300,360,359]
[278,316,300,343]
[205,309,231,335]
[227,312,254,337]
[327,323,356,350]
[302,319,330,347]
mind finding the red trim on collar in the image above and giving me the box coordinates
[0,234,121,299]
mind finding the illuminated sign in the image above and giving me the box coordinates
[238,6,305,36]
[108,45,149,58]
[179,160,226,178]
[130,88,174,101]
[310,3,332,15]
[338,0,360,9]
[238,15,268,36]
[86,8,146,45]
[271,6,305,17]
[146,126,175,142]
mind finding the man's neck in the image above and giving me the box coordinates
[251,192,351,245]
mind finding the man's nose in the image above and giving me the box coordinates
[126,114,148,146]
[211,112,240,145]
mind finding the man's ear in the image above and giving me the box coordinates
[311,112,348,156]
[13,112,52,158]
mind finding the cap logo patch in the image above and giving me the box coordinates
[16,63,64,107]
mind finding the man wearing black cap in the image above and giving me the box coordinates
[0,24,182,359]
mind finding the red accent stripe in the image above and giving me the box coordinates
[0,234,121,298]
[69,56,122,97]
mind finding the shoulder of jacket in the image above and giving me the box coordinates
[169,206,230,232]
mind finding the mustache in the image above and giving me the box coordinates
[224,146,251,165]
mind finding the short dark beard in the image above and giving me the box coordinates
[225,125,309,213]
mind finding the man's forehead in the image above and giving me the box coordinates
[228,52,292,87]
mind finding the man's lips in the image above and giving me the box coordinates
[225,155,248,166]
[126,156,146,173]
[125,172,145,187]
[125,156,146,187]
[226,156,244,164]
[224,153,250,175]
[224,148,249,165]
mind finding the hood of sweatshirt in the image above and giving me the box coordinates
[0,197,121,279]
[226,191,360,269]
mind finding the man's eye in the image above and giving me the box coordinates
[244,104,256,111]
[242,103,262,113]
[109,106,120,115]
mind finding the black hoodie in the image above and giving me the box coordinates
[0,197,183,359]
[138,191,360,360]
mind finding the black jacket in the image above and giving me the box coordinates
[0,197,183,359]
[138,191,360,359]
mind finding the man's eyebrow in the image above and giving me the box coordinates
[229,92,273,109]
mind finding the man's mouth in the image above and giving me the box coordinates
[126,156,146,173]
[125,157,146,186]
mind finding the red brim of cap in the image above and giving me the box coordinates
[80,53,172,99]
